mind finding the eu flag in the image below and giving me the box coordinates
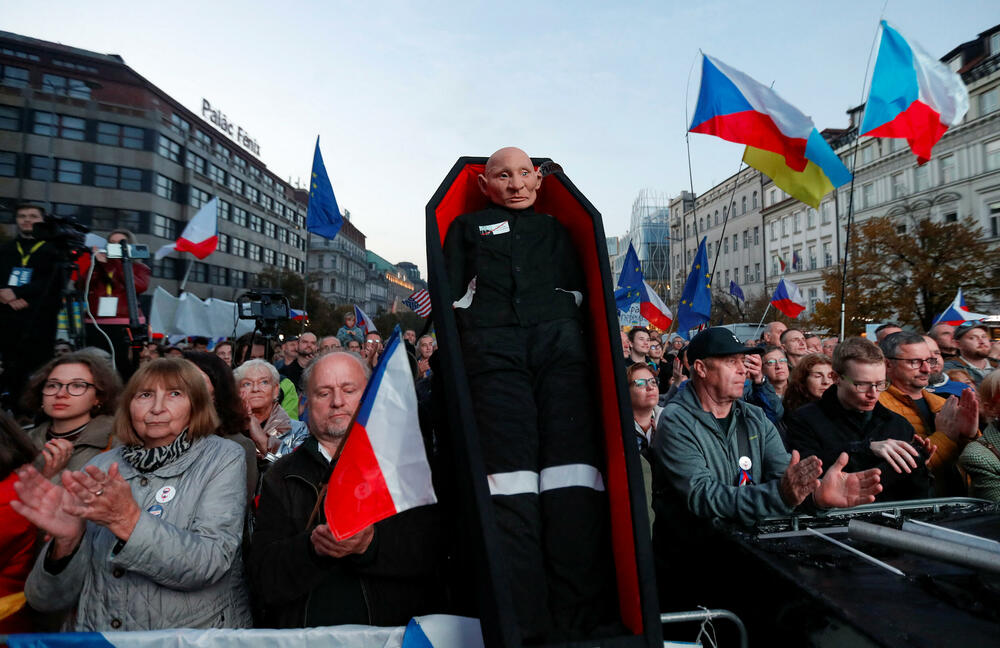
[614,242,643,313]
[306,136,343,240]
[675,237,712,339]
[729,279,745,302]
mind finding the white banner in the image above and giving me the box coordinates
[148,286,255,339]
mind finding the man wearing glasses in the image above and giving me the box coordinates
[879,331,980,495]
[787,337,933,501]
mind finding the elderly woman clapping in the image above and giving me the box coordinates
[234,359,308,459]
[12,359,252,631]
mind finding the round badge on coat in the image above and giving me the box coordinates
[147,504,164,517]
[155,486,176,503]
[738,456,752,471]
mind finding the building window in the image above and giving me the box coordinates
[741,196,747,214]
[248,186,260,204]
[169,114,190,137]
[770,222,776,240]
[229,176,244,195]
[185,151,207,176]
[94,164,143,190]
[897,223,907,235]
[743,265,750,284]
[723,237,729,253]
[0,151,16,176]
[278,227,288,244]
[0,105,22,130]
[992,32,1000,55]
[823,242,832,267]
[940,155,956,184]
[808,288,818,313]
[247,243,260,262]
[28,155,51,181]
[41,73,91,99]
[264,220,276,238]
[232,206,247,228]
[981,88,999,117]
[781,217,788,236]
[249,213,263,233]
[233,156,247,170]
[189,186,211,209]
[157,135,182,163]
[809,245,817,269]
[991,202,1000,237]
[190,262,208,284]
[263,248,276,265]
[944,212,957,223]
[821,201,832,225]
[210,265,228,285]
[707,242,713,258]
[987,140,1000,172]
[732,234,738,251]
[861,145,873,165]
[32,112,86,140]
[218,233,230,253]
[56,159,83,184]
[891,172,905,198]
[96,122,145,149]
[152,258,177,279]
[218,200,231,221]
[724,269,730,283]
[231,238,246,257]
[914,163,930,191]
[862,183,874,209]
[0,64,30,88]
[231,269,246,287]
[155,174,179,201]
[152,214,177,239]
[742,229,749,248]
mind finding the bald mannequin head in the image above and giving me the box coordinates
[478,147,542,209]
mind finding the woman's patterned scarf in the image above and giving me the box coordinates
[120,428,192,473]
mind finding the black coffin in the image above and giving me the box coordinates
[425,157,662,648]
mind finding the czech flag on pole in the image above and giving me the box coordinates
[861,21,970,165]
[325,327,437,540]
[353,304,378,334]
[771,278,806,319]
[932,287,991,326]
[614,243,673,330]
[154,197,218,260]
[689,54,851,208]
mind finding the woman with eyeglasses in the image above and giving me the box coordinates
[22,352,122,481]
[782,353,837,417]
[627,363,660,533]
[234,359,308,460]
[760,346,790,397]
[13,358,252,631]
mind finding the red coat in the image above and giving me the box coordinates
[76,253,151,321]
[0,472,36,633]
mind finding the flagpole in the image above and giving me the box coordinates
[681,50,702,322]
[753,302,772,340]
[300,231,311,334]
[178,256,194,293]
[839,19,884,340]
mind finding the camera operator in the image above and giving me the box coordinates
[0,203,64,412]
[76,229,150,379]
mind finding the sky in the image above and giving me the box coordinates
[4,1,997,277]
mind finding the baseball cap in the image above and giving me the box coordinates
[686,327,764,363]
[954,320,987,340]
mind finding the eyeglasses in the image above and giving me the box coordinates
[764,358,789,366]
[888,357,934,369]
[239,378,273,390]
[366,339,382,345]
[649,344,661,350]
[842,376,888,393]
[43,380,95,396]
[630,378,657,389]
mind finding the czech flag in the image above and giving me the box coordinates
[771,278,806,319]
[154,197,219,260]
[690,54,851,208]
[290,308,307,322]
[325,327,437,540]
[353,304,378,334]
[931,287,991,326]
[614,243,673,331]
[861,21,970,165]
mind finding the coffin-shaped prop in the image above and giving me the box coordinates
[425,157,661,647]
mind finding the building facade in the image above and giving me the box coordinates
[0,30,309,301]
[306,212,369,308]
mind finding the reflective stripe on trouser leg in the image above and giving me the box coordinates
[487,471,539,496]
[539,464,605,493]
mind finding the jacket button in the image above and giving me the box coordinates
[110,619,122,629]
[112,567,125,578]
[140,477,149,487]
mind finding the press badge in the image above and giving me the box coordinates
[7,267,31,287]
[97,296,119,317]
[479,221,510,236]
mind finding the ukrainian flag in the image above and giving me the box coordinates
[742,130,852,208]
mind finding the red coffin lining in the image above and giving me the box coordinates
[434,164,642,635]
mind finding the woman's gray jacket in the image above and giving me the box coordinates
[25,435,252,631]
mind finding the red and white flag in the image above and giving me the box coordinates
[770,278,806,318]
[353,304,378,334]
[155,198,219,260]
[325,327,437,540]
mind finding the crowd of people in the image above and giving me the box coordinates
[2,163,1000,641]
[0,307,439,634]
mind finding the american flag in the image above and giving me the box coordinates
[403,289,432,318]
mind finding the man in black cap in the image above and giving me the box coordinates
[650,327,882,609]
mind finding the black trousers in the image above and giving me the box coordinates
[459,318,617,641]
